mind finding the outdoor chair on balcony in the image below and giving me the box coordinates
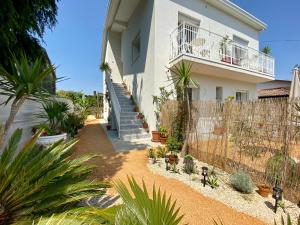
[191,37,210,59]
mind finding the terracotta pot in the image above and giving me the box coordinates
[167,154,179,165]
[142,122,148,129]
[213,125,225,135]
[257,185,272,197]
[160,136,167,145]
[152,131,160,142]
[137,114,144,120]
[221,56,231,64]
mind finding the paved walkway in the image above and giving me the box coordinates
[73,118,267,225]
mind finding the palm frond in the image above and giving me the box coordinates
[0,129,109,224]
[113,176,184,225]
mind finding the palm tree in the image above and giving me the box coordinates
[170,62,198,155]
[99,62,112,73]
[0,54,55,147]
[0,129,109,225]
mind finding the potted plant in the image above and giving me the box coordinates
[137,112,144,120]
[152,87,174,143]
[133,105,140,112]
[142,119,148,129]
[35,101,69,145]
[152,130,160,142]
[183,155,195,174]
[257,184,272,197]
[159,125,168,144]
[219,35,232,64]
[261,46,271,73]
[166,137,181,165]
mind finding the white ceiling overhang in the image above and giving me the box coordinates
[101,0,141,62]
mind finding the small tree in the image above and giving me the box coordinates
[152,87,174,129]
[0,54,55,148]
[169,62,198,155]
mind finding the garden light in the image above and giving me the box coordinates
[165,157,170,171]
[202,166,208,187]
[272,186,283,213]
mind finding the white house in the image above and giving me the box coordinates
[101,0,275,140]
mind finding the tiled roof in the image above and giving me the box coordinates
[258,87,290,97]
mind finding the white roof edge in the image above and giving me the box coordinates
[100,0,117,64]
[208,0,267,31]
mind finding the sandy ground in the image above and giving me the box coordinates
[73,118,267,225]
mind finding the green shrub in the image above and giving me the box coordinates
[63,113,85,137]
[156,146,169,158]
[148,148,156,159]
[265,153,297,185]
[159,125,168,138]
[167,137,182,154]
[231,171,253,193]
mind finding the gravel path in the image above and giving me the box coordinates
[73,118,272,225]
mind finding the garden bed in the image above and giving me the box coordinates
[148,154,300,225]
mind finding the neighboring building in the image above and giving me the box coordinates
[257,80,291,99]
[101,0,276,139]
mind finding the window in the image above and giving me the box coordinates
[132,32,140,64]
[216,87,223,101]
[236,91,248,102]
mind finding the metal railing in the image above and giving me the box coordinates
[105,71,121,137]
[170,23,275,77]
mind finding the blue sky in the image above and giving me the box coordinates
[43,0,300,94]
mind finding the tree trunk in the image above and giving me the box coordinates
[0,97,26,149]
[181,89,191,156]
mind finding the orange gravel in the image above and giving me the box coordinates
[73,118,267,225]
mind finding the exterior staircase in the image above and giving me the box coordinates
[112,83,150,141]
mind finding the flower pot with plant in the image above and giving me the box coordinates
[137,112,144,120]
[166,137,182,165]
[159,125,168,144]
[142,119,149,129]
[151,131,160,142]
[133,106,140,112]
[35,101,69,145]
[219,35,232,64]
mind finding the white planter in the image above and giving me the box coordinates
[36,133,67,146]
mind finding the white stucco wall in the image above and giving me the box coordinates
[104,0,263,131]
[191,74,257,101]
[120,0,156,130]
[105,31,123,83]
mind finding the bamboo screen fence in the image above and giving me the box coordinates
[161,98,300,203]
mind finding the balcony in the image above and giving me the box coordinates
[169,23,275,80]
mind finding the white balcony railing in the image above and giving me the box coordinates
[170,23,275,77]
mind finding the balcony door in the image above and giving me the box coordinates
[232,36,248,66]
[178,14,200,54]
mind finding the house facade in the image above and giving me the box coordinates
[101,0,275,139]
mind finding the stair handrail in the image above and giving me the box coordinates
[105,71,121,138]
